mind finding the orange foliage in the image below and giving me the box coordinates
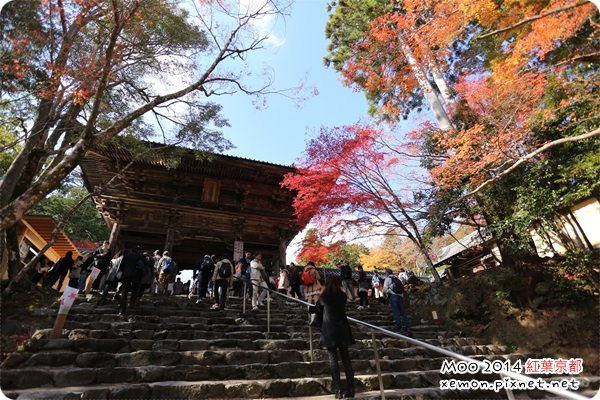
[342,0,597,190]
[297,230,330,265]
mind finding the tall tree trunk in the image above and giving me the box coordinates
[5,226,21,281]
[0,100,54,210]
[419,244,442,284]
[398,37,453,131]
[428,61,454,108]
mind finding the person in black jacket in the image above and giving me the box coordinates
[92,241,112,290]
[339,262,356,301]
[137,252,154,301]
[317,275,355,399]
[288,263,304,300]
[44,251,74,290]
[356,265,369,309]
[117,246,144,315]
[197,255,214,300]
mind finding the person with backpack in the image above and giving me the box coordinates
[288,263,304,300]
[339,262,356,301]
[356,265,370,309]
[157,251,175,295]
[317,275,355,399]
[250,253,268,310]
[197,254,214,300]
[238,251,253,297]
[98,252,123,306]
[211,255,233,310]
[137,252,154,300]
[383,268,411,334]
[303,261,323,305]
[117,245,145,315]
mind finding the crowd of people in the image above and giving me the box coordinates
[34,244,417,331]
[33,243,420,398]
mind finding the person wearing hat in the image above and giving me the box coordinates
[383,268,411,334]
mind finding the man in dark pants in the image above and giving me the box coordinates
[117,246,144,316]
[44,252,74,290]
[288,263,304,300]
[238,251,253,297]
[339,262,356,301]
[197,254,214,300]
[211,255,233,310]
[383,269,411,335]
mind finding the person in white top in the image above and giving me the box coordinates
[398,268,409,283]
[371,271,383,299]
[250,254,268,310]
[277,266,290,295]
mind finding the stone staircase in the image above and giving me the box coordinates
[1,293,598,399]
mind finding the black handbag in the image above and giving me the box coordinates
[308,305,323,328]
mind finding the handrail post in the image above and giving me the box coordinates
[267,289,271,334]
[371,331,385,400]
[242,281,247,314]
[308,311,314,362]
[505,387,516,400]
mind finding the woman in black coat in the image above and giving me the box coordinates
[317,275,355,398]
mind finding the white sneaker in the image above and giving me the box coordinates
[357,306,364,310]
[252,306,259,311]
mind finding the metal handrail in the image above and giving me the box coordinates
[231,275,590,400]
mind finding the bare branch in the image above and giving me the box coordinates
[555,51,600,66]
[478,0,591,39]
[2,140,180,296]
[458,127,600,201]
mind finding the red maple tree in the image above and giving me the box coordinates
[283,124,443,282]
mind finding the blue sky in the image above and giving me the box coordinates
[213,1,372,166]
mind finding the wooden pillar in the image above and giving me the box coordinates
[108,221,121,253]
[164,228,175,254]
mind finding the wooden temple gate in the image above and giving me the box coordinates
[80,143,299,269]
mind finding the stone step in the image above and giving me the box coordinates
[56,319,458,341]
[5,372,598,399]
[1,349,528,390]
[7,292,595,399]
[59,309,435,330]
[62,298,414,319]
[2,353,536,389]
[26,327,485,349]
[22,336,489,358]
[289,387,600,400]
[15,336,512,364]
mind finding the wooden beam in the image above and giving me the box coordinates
[108,221,121,253]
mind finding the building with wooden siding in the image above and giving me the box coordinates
[0,215,80,288]
[79,143,300,268]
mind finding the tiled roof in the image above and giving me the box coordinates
[22,215,81,259]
